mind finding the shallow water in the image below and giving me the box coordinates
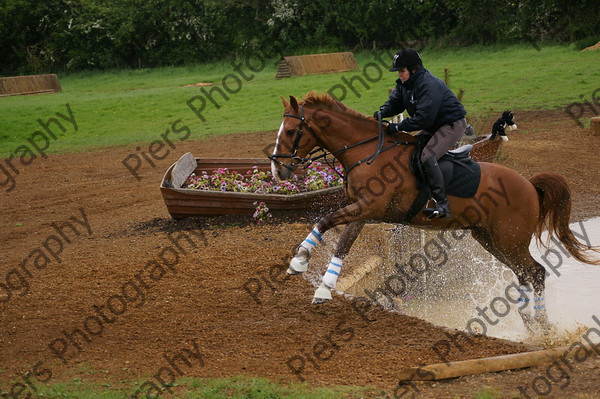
[397,217,600,346]
[320,218,600,347]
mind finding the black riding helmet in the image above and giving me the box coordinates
[389,48,423,72]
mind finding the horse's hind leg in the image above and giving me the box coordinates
[313,221,365,304]
[473,227,549,331]
[514,261,548,331]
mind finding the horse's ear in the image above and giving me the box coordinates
[281,96,290,109]
[289,96,299,113]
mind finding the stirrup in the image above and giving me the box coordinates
[423,199,451,220]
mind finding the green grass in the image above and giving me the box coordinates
[8,375,383,398]
[1,374,519,398]
[474,387,504,399]
[1,44,598,157]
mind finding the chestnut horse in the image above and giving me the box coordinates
[270,92,599,330]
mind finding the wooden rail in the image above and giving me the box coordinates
[0,74,62,97]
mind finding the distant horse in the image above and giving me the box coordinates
[270,92,599,331]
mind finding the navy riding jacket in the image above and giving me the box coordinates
[379,67,466,133]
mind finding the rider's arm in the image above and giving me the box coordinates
[378,85,405,118]
[397,83,441,132]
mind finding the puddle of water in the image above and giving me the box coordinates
[332,218,600,346]
[534,217,600,343]
[400,217,600,345]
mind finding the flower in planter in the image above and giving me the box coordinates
[184,162,343,195]
[252,201,272,223]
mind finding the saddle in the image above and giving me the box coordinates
[402,137,481,223]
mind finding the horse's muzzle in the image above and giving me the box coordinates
[271,160,295,181]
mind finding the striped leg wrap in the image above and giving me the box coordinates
[534,296,546,311]
[299,228,323,253]
[517,286,534,314]
[322,256,343,289]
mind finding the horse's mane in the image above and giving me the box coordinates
[299,91,373,122]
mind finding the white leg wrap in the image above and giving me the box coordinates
[517,285,535,323]
[534,294,548,322]
[299,227,323,253]
[289,227,323,274]
[322,256,343,289]
[518,286,534,313]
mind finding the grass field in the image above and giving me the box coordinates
[10,374,379,399]
[3,373,506,399]
[1,44,599,158]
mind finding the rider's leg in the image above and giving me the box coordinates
[421,118,467,219]
[422,156,451,219]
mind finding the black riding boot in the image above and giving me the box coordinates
[422,157,451,219]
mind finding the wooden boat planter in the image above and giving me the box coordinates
[160,156,346,219]
[160,136,503,219]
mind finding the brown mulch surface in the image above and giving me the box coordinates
[1,108,599,397]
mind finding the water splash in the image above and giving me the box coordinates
[325,218,600,347]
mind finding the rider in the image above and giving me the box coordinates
[374,48,467,219]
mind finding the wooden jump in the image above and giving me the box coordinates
[0,74,62,97]
[591,117,600,135]
[275,52,359,79]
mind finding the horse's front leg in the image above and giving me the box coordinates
[313,221,365,304]
[288,200,369,275]
[287,226,322,274]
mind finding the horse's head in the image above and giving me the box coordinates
[270,95,320,181]
[489,110,517,141]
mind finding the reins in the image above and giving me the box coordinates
[270,105,416,179]
[367,110,385,165]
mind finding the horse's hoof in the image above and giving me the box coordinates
[312,283,332,304]
[288,256,308,275]
[312,297,331,305]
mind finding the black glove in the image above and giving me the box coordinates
[374,106,390,119]
[373,110,381,118]
[386,123,401,135]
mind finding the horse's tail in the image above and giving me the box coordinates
[530,172,600,265]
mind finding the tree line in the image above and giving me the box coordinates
[1,0,598,75]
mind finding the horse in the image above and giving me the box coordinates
[269,91,600,331]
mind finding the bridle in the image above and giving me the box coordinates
[269,105,324,172]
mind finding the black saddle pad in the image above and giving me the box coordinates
[410,150,481,198]
[439,154,481,198]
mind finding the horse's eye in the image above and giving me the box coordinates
[286,129,295,136]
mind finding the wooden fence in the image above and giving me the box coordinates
[276,52,359,79]
[0,74,62,97]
